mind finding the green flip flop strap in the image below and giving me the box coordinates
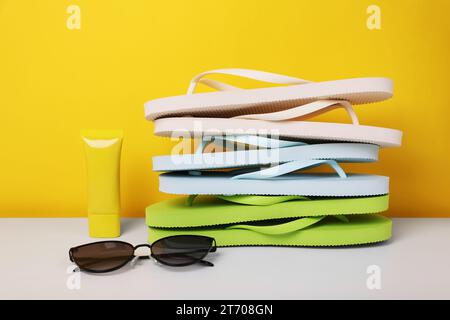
[216,195,310,206]
[226,216,325,235]
[186,194,310,206]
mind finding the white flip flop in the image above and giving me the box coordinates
[145,69,402,147]
[145,68,393,120]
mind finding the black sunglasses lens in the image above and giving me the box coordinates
[151,236,214,266]
[71,242,134,272]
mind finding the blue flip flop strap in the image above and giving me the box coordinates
[230,159,347,180]
[195,135,306,154]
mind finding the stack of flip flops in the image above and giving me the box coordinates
[144,69,403,247]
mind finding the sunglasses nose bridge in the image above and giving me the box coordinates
[133,244,151,258]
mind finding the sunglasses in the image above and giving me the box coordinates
[69,235,217,272]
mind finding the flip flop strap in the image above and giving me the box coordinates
[230,159,347,180]
[187,68,358,125]
[194,78,244,92]
[216,195,310,206]
[187,68,311,94]
[186,195,310,206]
[226,216,325,235]
[195,135,306,154]
[233,99,359,125]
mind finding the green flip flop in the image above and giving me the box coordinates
[146,195,391,247]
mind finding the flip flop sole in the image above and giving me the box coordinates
[148,214,392,247]
[159,172,389,197]
[146,195,390,228]
[154,117,402,148]
[152,143,379,172]
[145,77,393,120]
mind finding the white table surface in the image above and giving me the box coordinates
[1,218,449,300]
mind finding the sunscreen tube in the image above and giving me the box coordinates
[81,130,123,238]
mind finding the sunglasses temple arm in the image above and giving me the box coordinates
[68,249,80,272]
[198,259,214,267]
[198,243,216,266]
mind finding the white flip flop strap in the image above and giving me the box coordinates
[231,159,347,180]
[196,78,243,92]
[187,68,311,94]
[213,135,306,148]
[233,99,359,125]
[187,69,358,124]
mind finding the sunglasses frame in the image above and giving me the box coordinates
[69,235,217,273]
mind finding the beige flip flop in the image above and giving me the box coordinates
[145,69,402,147]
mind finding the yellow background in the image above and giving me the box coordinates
[1,0,449,217]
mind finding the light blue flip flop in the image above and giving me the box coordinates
[158,159,389,197]
[153,135,379,172]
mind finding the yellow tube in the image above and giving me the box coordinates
[81,129,123,238]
